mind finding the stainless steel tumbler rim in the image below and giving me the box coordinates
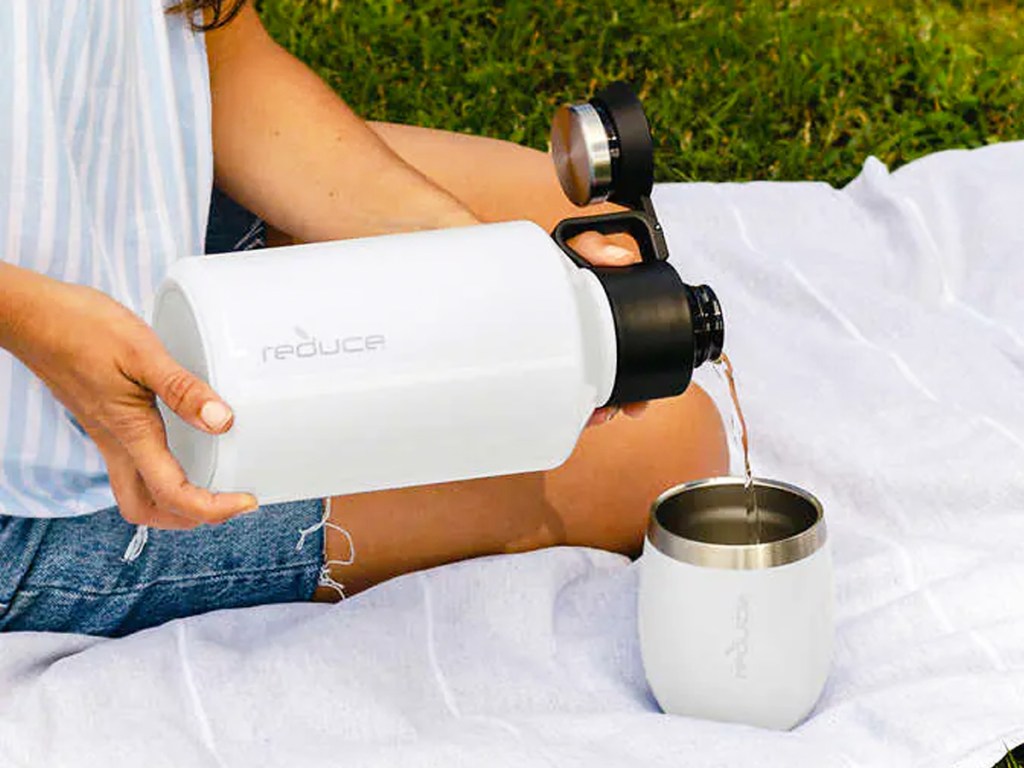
[647,477,827,570]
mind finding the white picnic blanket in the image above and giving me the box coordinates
[2,144,1023,768]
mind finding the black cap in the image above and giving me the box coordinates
[593,262,724,406]
[591,82,655,208]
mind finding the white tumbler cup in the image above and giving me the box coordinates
[638,477,833,730]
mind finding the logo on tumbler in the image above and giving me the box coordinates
[725,594,751,680]
[262,326,386,363]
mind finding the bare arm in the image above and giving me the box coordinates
[204,5,479,241]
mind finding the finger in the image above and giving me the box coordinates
[587,405,621,427]
[113,407,259,525]
[622,402,649,419]
[99,437,200,530]
[567,231,640,267]
[134,341,235,435]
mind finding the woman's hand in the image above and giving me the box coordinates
[0,263,258,529]
[567,231,650,427]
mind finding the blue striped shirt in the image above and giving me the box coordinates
[0,1,212,517]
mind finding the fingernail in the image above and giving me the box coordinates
[602,245,634,264]
[200,401,232,431]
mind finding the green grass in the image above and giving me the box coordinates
[257,0,1024,187]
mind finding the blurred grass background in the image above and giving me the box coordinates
[256,0,1024,186]
[256,5,1020,763]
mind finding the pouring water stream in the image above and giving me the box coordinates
[713,353,759,543]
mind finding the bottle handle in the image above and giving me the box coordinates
[551,198,669,268]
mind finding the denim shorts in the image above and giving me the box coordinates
[0,500,325,637]
[0,190,326,638]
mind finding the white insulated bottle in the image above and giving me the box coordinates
[153,82,724,504]
[152,220,723,504]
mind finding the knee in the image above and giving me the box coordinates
[543,384,728,557]
[574,383,728,491]
[638,384,729,480]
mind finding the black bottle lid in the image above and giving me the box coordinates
[590,82,655,208]
[593,262,724,406]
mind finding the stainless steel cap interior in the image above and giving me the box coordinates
[550,102,613,206]
[647,477,827,570]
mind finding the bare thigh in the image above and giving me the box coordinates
[319,387,726,599]
[315,124,727,599]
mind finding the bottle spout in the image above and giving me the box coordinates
[687,284,725,367]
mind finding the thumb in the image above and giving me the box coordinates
[138,344,234,435]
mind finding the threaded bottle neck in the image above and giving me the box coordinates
[686,284,724,368]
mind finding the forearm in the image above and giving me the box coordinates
[205,7,478,241]
[0,262,50,357]
[368,121,624,233]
